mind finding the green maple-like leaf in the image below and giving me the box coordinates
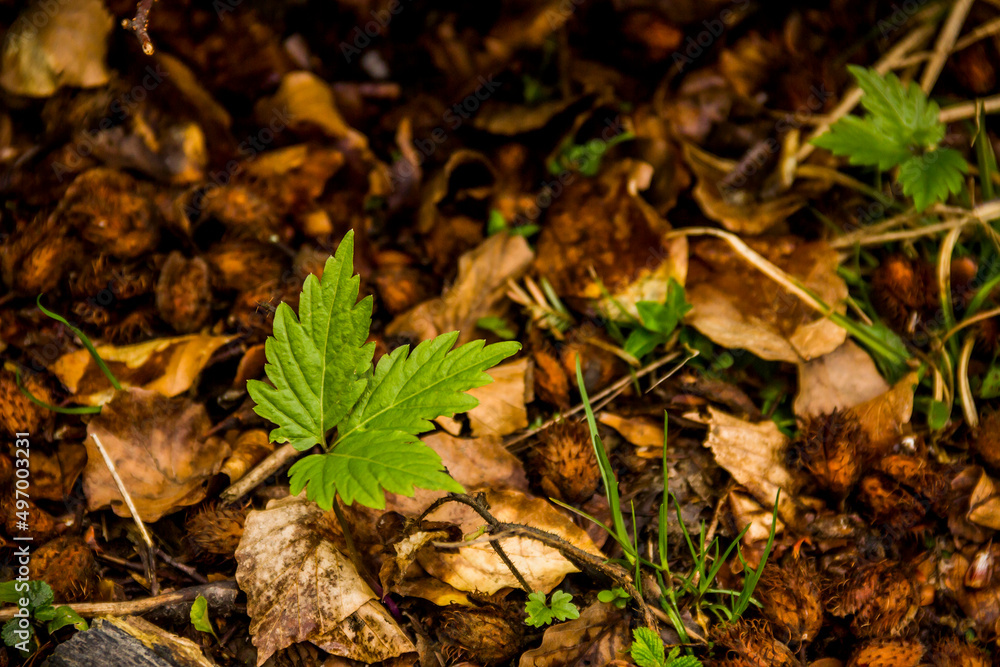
[247,231,374,451]
[849,65,943,146]
[524,590,580,627]
[899,148,969,212]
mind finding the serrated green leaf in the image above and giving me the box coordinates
[898,148,969,211]
[524,590,579,627]
[190,594,216,637]
[289,433,464,509]
[849,65,943,143]
[338,333,520,439]
[0,581,53,611]
[248,230,375,451]
[631,627,666,667]
[811,115,911,170]
[45,606,87,634]
[2,618,30,649]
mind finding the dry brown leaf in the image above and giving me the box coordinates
[51,334,236,405]
[598,412,664,447]
[794,340,890,419]
[256,71,367,148]
[221,430,278,484]
[0,0,113,97]
[700,407,800,524]
[685,236,848,362]
[386,233,534,344]
[83,388,230,522]
[31,442,87,501]
[418,488,601,595]
[466,358,533,437]
[845,372,918,458]
[518,601,629,667]
[968,469,1000,531]
[235,494,415,666]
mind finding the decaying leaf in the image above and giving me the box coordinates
[845,371,918,458]
[418,488,602,595]
[256,71,367,148]
[794,340,890,419]
[967,468,1000,531]
[466,358,533,437]
[598,412,665,447]
[685,236,848,362]
[51,334,236,405]
[234,494,415,666]
[387,233,534,343]
[700,407,800,524]
[31,442,87,501]
[518,601,629,667]
[0,0,113,97]
[83,388,230,522]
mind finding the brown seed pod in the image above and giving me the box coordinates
[60,168,160,258]
[156,252,213,333]
[532,343,570,410]
[68,255,156,301]
[798,410,863,495]
[847,637,925,667]
[828,560,918,638]
[870,254,936,334]
[971,409,1000,470]
[436,601,523,665]
[755,559,824,645]
[106,307,157,345]
[1,215,82,295]
[929,635,990,667]
[30,536,97,602]
[199,184,283,243]
[204,240,288,293]
[185,504,247,560]
[857,473,927,534]
[0,369,53,437]
[529,420,600,504]
[877,454,951,515]
[711,619,797,667]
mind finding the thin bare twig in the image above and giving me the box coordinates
[90,433,154,551]
[121,0,158,55]
[219,443,298,505]
[919,0,974,93]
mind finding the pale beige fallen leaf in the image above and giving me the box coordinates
[727,490,785,569]
[0,0,112,97]
[418,488,601,595]
[685,237,848,362]
[967,468,1000,531]
[256,71,367,149]
[31,442,87,501]
[392,576,471,607]
[598,412,664,447]
[387,233,534,344]
[235,494,415,666]
[700,407,800,524]
[794,340,890,419]
[518,601,629,667]
[467,358,533,437]
[845,372,918,458]
[51,334,236,405]
[83,388,230,522]
[379,527,451,594]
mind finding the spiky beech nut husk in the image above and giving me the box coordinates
[156,252,212,333]
[871,254,936,334]
[61,168,160,258]
[828,560,918,638]
[106,308,157,345]
[877,454,951,515]
[930,635,990,667]
[755,559,823,645]
[711,619,796,667]
[68,255,156,301]
[436,603,523,665]
[0,369,53,437]
[200,184,282,243]
[204,240,287,292]
[798,410,862,495]
[0,216,82,295]
[30,536,97,602]
[857,474,926,533]
[186,504,247,560]
[971,409,1000,470]
[847,637,925,667]
[530,420,600,504]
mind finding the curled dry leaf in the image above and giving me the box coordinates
[420,488,602,595]
[967,467,1000,531]
[844,372,918,459]
[518,601,629,667]
[0,0,112,97]
[794,340,890,419]
[83,388,230,522]
[700,407,800,524]
[387,233,534,343]
[235,494,415,666]
[256,71,367,149]
[51,334,236,406]
[598,412,665,447]
[685,236,848,362]
[466,358,532,437]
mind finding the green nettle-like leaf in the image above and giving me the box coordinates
[249,231,521,510]
[524,590,580,627]
[630,627,666,667]
[248,231,375,451]
[899,148,969,212]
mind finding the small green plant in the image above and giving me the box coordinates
[486,209,539,239]
[0,581,87,652]
[621,279,692,359]
[812,65,968,211]
[630,627,702,667]
[524,590,580,627]
[597,586,630,609]
[190,594,217,638]
[547,131,635,176]
[248,231,520,510]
